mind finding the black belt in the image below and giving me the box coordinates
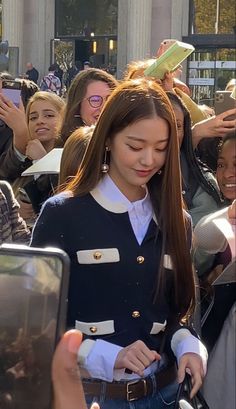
[83,364,177,402]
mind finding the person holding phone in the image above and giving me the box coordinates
[0,91,65,225]
[52,329,100,409]
[31,79,207,409]
[0,78,39,183]
[125,54,236,152]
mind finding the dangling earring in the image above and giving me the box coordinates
[157,169,162,175]
[101,146,109,173]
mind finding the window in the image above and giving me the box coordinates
[190,0,236,34]
[55,0,118,37]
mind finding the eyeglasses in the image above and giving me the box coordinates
[86,95,109,108]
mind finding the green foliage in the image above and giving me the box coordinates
[194,0,236,34]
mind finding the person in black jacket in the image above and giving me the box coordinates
[25,62,39,84]
[31,79,207,409]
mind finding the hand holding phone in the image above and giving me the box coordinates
[144,40,195,80]
[0,244,70,409]
[214,90,236,120]
[1,79,22,107]
[156,38,177,58]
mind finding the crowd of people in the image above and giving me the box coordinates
[0,37,235,409]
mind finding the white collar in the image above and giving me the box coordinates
[90,174,152,214]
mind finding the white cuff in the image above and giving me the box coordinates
[171,329,208,375]
[14,146,27,161]
[84,339,123,382]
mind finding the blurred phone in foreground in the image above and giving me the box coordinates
[214,90,236,120]
[144,40,195,80]
[1,79,22,107]
[0,244,70,409]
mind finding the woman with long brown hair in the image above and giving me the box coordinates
[59,68,118,145]
[31,78,207,409]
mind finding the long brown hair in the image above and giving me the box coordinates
[58,125,93,186]
[66,78,195,318]
[59,68,118,145]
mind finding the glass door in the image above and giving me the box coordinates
[188,48,236,105]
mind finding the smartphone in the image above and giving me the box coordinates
[0,244,70,409]
[144,40,195,80]
[2,80,22,107]
[214,90,236,120]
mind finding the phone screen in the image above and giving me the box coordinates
[0,245,70,409]
[215,91,236,120]
[2,80,22,107]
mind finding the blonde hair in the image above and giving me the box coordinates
[124,58,156,80]
[26,91,65,123]
[225,78,236,92]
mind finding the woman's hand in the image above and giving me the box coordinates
[114,340,161,377]
[161,72,175,92]
[192,109,236,148]
[228,200,236,224]
[156,39,176,58]
[178,352,204,399]
[52,329,99,409]
[25,139,47,160]
[0,93,30,154]
[0,93,26,131]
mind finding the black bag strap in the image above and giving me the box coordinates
[174,374,209,409]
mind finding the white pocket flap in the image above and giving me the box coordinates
[77,248,120,264]
[76,320,115,336]
[150,320,167,334]
[163,254,173,270]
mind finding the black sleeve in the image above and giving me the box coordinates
[30,198,66,250]
[0,141,32,182]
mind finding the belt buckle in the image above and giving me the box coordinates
[126,378,147,402]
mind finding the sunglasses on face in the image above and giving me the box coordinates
[86,95,109,108]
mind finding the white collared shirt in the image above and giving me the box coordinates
[97,174,153,244]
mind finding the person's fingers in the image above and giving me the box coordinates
[0,92,14,108]
[219,107,236,119]
[115,340,160,376]
[221,119,236,128]
[19,98,25,112]
[189,371,203,399]
[178,354,204,398]
[53,329,83,373]
[125,356,146,376]
[177,358,186,384]
[52,330,87,409]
